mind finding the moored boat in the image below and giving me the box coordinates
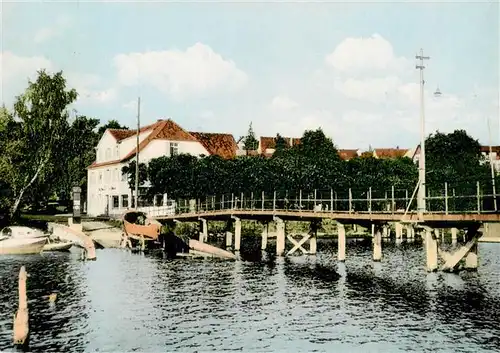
[0,226,48,255]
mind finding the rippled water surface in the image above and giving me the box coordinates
[1,238,500,352]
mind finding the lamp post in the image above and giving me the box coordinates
[416,48,430,219]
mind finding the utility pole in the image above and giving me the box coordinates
[416,48,429,218]
[135,96,141,210]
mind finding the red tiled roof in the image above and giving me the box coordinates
[374,148,408,159]
[121,119,197,162]
[189,132,237,159]
[481,146,500,154]
[107,121,160,141]
[260,136,301,152]
[338,149,359,160]
[89,119,237,168]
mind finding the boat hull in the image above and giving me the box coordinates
[43,242,73,252]
[0,238,47,255]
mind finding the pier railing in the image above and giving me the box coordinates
[140,181,500,217]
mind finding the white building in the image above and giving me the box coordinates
[86,118,237,217]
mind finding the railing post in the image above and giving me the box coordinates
[405,189,409,210]
[273,191,276,212]
[444,182,448,214]
[348,188,352,213]
[221,195,224,210]
[251,192,254,210]
[314,189,317,210]
[330,189,333,212]
[368,187,372,213]
[241,192,244,209]
[391,185,395,214]
[477,181,481,214]
[231,193,234,210]
[262,191,265,211]
[334,191,338,211]
[299,190,302,209]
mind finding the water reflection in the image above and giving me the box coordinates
[0,241,498,352]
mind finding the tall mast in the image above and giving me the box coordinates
[135,96,141,209]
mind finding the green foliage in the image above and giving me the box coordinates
[121,161,149,191]
[5,70,78,217]
[242,122,259,151]
[144,128,495,213]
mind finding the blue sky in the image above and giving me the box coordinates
[1,1,498,149]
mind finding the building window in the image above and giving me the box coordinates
[114,168,119,182]
[115,146,119,159]
[112,196,119,208]
[122,195,129,208]
[170,142,179,156]
[105,169,110,184]
[98,172,103,184]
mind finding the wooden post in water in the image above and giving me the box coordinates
[13,266,29,347]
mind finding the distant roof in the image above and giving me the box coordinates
[338,149,359,160]
[374,148,409,159]
[480,146,500,154]
[260,136,301,152]
[189,132,237,159]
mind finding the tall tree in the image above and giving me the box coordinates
[273,133,289,157]
[98,119,129,136]
[242,122,259,151]
[8,70,77,217]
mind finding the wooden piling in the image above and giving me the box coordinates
[13,266,29,347]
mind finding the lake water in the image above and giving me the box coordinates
[0,238,500,353]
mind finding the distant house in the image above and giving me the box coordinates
[86,118,237,217]
[372,148,414,159]
[338,149,361,161]
[480,146,500,172]
[258,136,301,157]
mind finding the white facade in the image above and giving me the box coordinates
[87,129,212,217]
[481,150,500,172]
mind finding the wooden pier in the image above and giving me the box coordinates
[142,187,500,273]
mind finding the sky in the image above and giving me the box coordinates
[1,0,499,149]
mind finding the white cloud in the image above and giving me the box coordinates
[0,51,53,83]
[0,51,53,105]
[34,15,71,44]
[255,33,498,149]
[325,33,411,77]
[270,95,299,111]
[0,52,115,107]
[66,72,118,105]
[113,42,248,101]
